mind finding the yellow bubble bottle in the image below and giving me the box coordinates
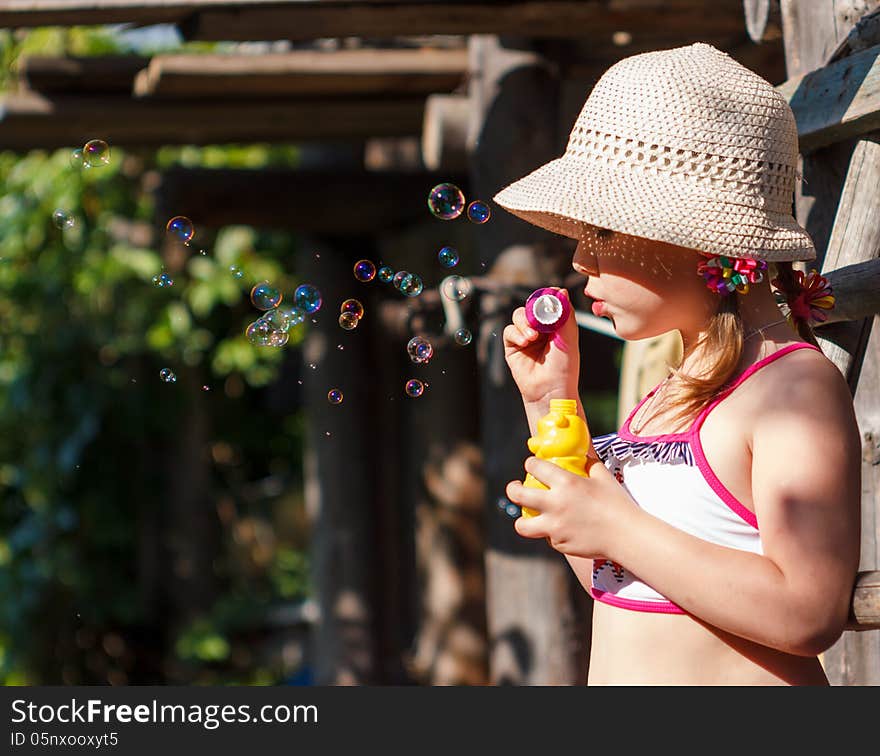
[522,399,591,518]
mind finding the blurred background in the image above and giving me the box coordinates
[0,3,797,686]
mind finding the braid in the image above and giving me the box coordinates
[770,261,820,347]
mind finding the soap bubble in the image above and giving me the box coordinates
[428,183,465,220]
[278,305,305,328]
[159,368,176,383]
[441,275,472,301]
[250,282,282,311]
[399,273,423,297]
[52,209,75,229]
[377,266,394,283]
[405,379,425,397]
[83,139,111,168]
[407,336,433,364]
[327,389,343,405]
[438,246,459,268]
[166,215,194,243]
[454,327,472,346]
[70,148,84,168]
[201,385,211,391]
[466,200,491,224]
[246,318,274,346]
[229,264,243,279]
[392,271,409,290]
[268,330,289,347]
[294,284,322,314]
[264,306,294,332]
[340,298,364,320]
[338,312,359,330]
[152,272,173,288]
[353,259,376,282]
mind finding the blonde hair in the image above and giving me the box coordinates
[648,260,819,431]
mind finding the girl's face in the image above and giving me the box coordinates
[571,225,716,340]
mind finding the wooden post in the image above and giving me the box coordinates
[781,0,880,684]
[468,35,591,685]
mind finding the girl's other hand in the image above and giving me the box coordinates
[502,288,580,405]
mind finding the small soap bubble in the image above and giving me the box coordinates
[454,327,472,346]
[152,272,174,288]
[52,209,75,229]
[201,385,211,391]
[353,259,376,282]
[399,273,423,297]
[268,330,289,347]
[407,336,433,364]
[264,306,293,332]
[229,264,243,279]
[166,215,194,243]
[405,378,425,398]
[466,200,491,224]
[294,284,323,314]
[199,249,207,256]
[83,139,111,168]
[246,318,274,346]
[159,368,176,383]
[70,147,84,168]
[327,389,343,405]
[377,266,394,283]
[250,282,282,311]
[340,298,364,320]
[339,312,359,330]
[337,344,344,351]
[441,275,472,302]
[505,503,520,518]
[392,271,409,291]
[428,183,465,220]
[438,246,459,268]
[279,306,305,328]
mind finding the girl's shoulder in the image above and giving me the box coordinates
[741,339,854,434]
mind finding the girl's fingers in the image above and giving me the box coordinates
[512,307,539,339]
[502,324,532,350]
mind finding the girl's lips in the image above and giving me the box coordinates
[591,299,606,316]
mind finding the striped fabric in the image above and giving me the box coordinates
[592,431,695,467]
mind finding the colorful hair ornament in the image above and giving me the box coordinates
[696,255,768,296]
[771,268,835,325]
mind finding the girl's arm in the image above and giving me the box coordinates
[609,364,862,656]
[523,394,594,593]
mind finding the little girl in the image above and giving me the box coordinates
[495,43,862,685]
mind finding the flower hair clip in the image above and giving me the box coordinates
[697,255,768,296]
[771,268,835,325]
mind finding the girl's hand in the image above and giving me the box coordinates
[505,455,639,558]
[502,288,580,405]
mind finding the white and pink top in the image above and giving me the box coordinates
[590,341,823,614]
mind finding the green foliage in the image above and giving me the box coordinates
[0,138,312,684]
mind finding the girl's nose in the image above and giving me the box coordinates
[572,240,599,276]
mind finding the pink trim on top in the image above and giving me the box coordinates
[688,342,822,530]
[589,586,686,614]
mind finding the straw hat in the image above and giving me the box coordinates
[492,42,816,262]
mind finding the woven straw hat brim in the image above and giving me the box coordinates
[493,155,816,263]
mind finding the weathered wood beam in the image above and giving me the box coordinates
[0,1,750,42]
[0,91,425,149]
[817,258,880,326]
[155,167,469,235]
[133,48,467,99]
[848,570,880,631]
[778,41,880,154]
[19,55,149,95]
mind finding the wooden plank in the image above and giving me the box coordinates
[133,48,467,99]
[19,55,148,95]
[0,1,749,41]
[817,258,880,325]
[778,42,880,155]
[155,167,468,235]
[0,91,425,148]
[781,0,880,685]
[849,571,880,629]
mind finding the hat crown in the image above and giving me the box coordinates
[565,42,800,214]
